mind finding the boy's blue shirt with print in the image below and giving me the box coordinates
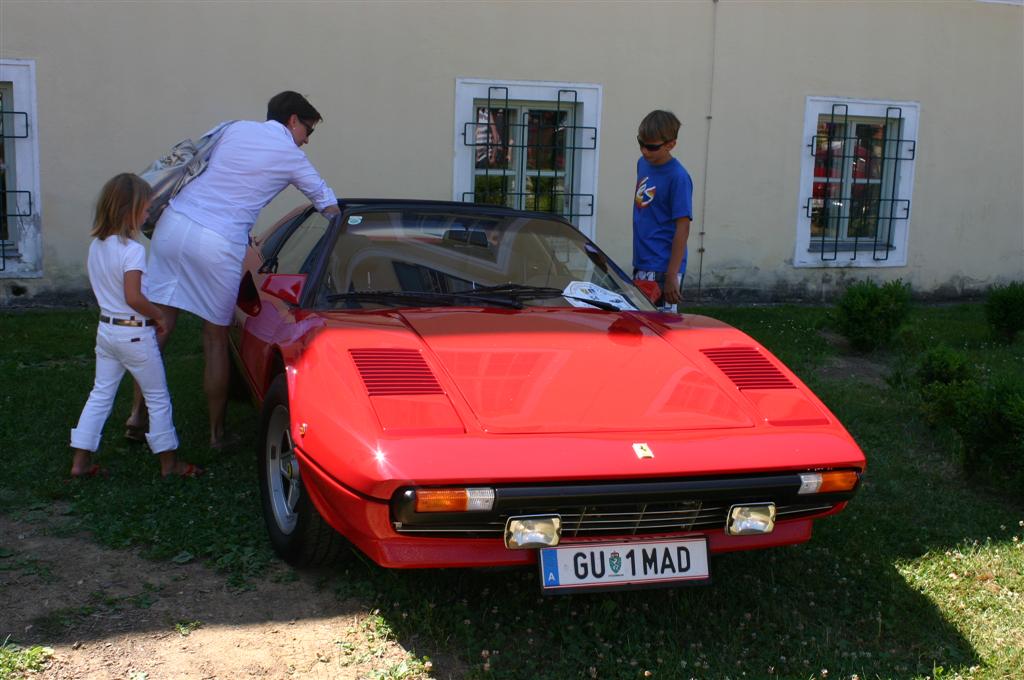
[632,156,693,273]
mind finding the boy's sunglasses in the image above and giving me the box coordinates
[637,137,670,152]
[300,120,316,136]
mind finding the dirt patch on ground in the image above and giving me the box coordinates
[814,329,891,387]
[815,354,890,388]
[0,509,425,679]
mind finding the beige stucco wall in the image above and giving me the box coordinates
[703,0,1024,298]
[1,0,1021,301]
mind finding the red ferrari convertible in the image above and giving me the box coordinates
[230,200,865,593]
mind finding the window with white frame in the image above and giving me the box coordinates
[795,97,918,267]
[454,79,602,238]
[0,59,41,277]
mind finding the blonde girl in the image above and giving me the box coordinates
[70,173,202,478]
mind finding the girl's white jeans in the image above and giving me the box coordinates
[70,322,179,454]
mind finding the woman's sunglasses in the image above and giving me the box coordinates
[637,137,670,152]
[300,120,316,136]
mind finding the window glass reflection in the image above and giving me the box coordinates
[474,107,513,170]
[526,110,567,171]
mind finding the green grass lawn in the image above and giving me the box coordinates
[1,305,1021,680]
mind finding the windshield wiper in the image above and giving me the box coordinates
[326,290,523,309]
[460,283,623,311]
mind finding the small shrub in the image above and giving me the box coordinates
[985,281,1024,342]
[919,378,982,428]
[834,279,911,352]
[915,345,971,387]
[951,378,1024,493]
[913,345,1024,494]
[891,318,927,355]
[919,373,1024,494]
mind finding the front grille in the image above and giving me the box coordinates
[392,501,836,537]
[560,501,713,535]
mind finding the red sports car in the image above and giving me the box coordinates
[230,200,865,593]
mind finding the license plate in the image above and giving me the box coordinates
[539,537,709,592]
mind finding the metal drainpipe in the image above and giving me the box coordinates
[695,0,719,302]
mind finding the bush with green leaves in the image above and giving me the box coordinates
[918,378,982,429]
[913,345,1024,493]
[914,346,973,426]
[949,377,1024,492]
[833,279,911,352]
[916,357,1024,494]
[915,345,971,387]
[985,281,1024,342]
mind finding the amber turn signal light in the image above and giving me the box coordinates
[414,487,495,512]
[798,470,860,494]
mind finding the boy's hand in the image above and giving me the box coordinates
[663,278,682,305]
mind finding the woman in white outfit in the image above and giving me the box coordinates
[70,173,202,478]
[128,91,341,448]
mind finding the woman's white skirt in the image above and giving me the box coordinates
[144,208,247,326]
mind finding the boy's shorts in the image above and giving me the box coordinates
[633,269,683,313]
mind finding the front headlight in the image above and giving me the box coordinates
[504,515,562,549]
[726,503,776,535]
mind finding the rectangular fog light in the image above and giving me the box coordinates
[727,503,776,536]
[504,515,562,549]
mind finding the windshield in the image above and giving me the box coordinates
[314,209,656,311]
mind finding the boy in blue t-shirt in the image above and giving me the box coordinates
[632,109,693,312]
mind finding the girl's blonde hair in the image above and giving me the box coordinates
[91,173,153,241]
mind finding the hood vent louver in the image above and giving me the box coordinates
[350,349,444,396]
[701,347,794,390]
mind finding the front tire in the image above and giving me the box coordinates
[258,374,345,566]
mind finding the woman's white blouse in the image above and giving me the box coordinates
[170,119,337,245]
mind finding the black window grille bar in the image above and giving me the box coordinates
[1,191,31,271]
[460,191,595,218]
[0,111,29,139]
[803,199,910,221]
[806,104,914,261]
[814,103,847,262]
[461,122,598,152]
[0,174,5,271]
[461,120,598,151]
[461,86,596,223]
[4,190,32,217]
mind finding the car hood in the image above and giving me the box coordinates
[397,309,755,434]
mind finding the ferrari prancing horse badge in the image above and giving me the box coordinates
[633,442,654,460]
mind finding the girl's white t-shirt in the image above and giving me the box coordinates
[88,236,147,319]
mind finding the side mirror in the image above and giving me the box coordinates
[261,273,306,306]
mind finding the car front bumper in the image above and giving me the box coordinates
[296,446,855,568]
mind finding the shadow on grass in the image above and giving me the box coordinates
[2,308,1015,679]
